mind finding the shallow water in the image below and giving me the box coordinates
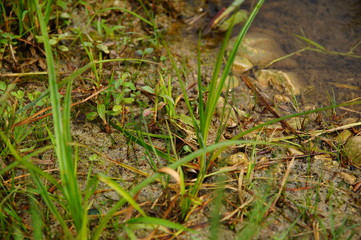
[183,0,361,111]
[249,0,361,109]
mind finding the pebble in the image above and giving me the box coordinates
[287,147,304,156]
[226,152,249,166]
[339,172,357,185]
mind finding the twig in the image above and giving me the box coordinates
[265,156,295,216]
[240,74,298,134]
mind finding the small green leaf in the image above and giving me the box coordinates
[82,42,93,47]
[97,104,106,123]
[122,98,134,104]
[60,12,71,19]
[123,82,136,90]
[183,145,192,153]
[114,78,124,89]
[114,93,124,105]
[142,86,155,94]
[96,43,109,54]
[57,0,68,10]
[218,10,248,32]
[0,81,6,91]
[144,48,154,55]
[89,154,99,161]
[113,105,122,111]
[11,90,24,99]
[49,37,58,45]
[135,49,143,56]
[58,45,69,52]
[86,112,98,121]
[35,35,44,43]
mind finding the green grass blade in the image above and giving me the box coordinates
[293,34,326,50]
[98,174,147,217]
[35,0,83,232]
[203,0,264,143]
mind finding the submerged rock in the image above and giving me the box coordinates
[232,55,253,74]
[255,69,302,96]
[229,32,295,67]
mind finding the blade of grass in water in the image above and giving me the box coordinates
[202,0,264,143]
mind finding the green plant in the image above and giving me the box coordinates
[86,72,140,125]
[177,0,265,218]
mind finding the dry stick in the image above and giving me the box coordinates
[302,121,361,144]
[240,74,298,135]
[3,168,59,186]
[12,86,109,128]
[0,72,48,77]
[265,156,295,217]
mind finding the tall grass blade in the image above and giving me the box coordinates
[35,0,84,233]
[203,0,265,143]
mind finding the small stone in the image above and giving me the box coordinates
[339,172,357,185]
[232,56,253,74]
[314,154,339,170]
[344,136,361,167]
[103,191,120,201]
[226,152,249,166]
[287,147,304,156]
